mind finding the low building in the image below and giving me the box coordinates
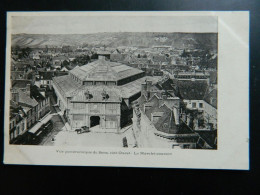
[35,71,54,90]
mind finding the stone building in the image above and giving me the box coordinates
[53,56,158,132]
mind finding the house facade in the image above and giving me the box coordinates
[9,102,27,143]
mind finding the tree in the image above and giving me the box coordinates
[62,60,70,67]
[21,47,32,58]
[12,45,21,55]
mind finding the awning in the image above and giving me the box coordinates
[39,114,53,124]
[28,122,43,134]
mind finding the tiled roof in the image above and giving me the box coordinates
[196,130,217,148]
[70,59,144,82]
[12,80,31,89]
[203,89,217,108]
[53,75,81,97]
[177,80,208,100]
[209,71,217,84]
[154,109,178,134]
[11,71,27,80]
[52,56,68,61]
[17,89,38,107]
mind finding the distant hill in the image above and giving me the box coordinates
[11,32,217,51]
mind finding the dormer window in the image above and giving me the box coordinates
[101,89,109,100]
[84,90,92,100]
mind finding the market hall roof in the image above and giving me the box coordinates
[53,73,158,100]
[69,58,144,82]
[53,75,81,97]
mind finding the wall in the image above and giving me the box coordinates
[9,117,27,143]
[184,99,205,111]
[53,82,68,112]
[203,100,217,129]
[68,102,121,132]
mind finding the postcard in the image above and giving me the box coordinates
[4,11,249,169]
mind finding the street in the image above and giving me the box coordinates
[38,93,66,146]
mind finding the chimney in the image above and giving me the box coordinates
[162,95,167,101]
[26,84,31,96]
[141,83,147,95]
[11,90,19,102]
[146,80,152,91]
[173,107,180,125]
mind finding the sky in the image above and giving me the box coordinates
[11,15,218,34]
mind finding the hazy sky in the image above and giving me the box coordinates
[11,15,218,34]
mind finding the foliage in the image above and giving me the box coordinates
[73,55,91,65]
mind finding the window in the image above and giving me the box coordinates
[17,126,20,135]
[96,81,105,86]
[106,104,117,114]
[183,144,190,149]
[199,103,203,108]
[163,123,168,128]
[93,104,98,109]
[106,104,116,109]
[152,116,161,123]
[192,102,196,108]
[107,82,116,86]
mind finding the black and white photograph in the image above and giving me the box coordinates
[8,14,218,149]
[3,12,249,169]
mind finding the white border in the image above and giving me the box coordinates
[4,11,249,170]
